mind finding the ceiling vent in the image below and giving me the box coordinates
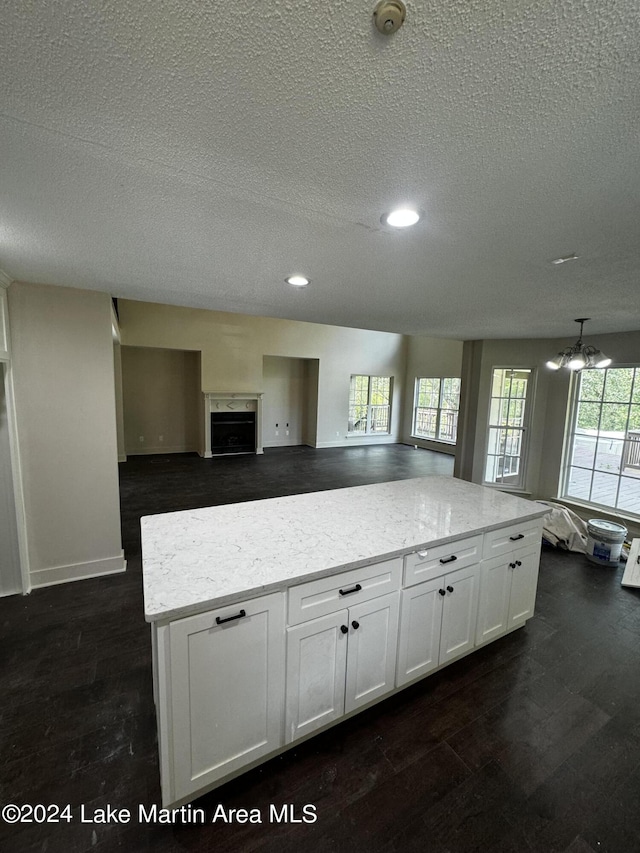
[373,1,406,35]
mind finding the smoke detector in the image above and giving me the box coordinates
[373,1,406,35]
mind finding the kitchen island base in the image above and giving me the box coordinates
[142,477,546,808]
[154,614,531,809]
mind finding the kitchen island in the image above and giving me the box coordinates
[142,476,547,807]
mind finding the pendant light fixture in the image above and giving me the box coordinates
[546,318,612,371]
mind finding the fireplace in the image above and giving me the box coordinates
[210,411,256,455]
[203,392,264,458]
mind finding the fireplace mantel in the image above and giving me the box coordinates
[203,392,264,458]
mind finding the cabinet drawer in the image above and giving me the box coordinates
[288,558,402,626]
[483,519,542,559]
[403,535,483,588]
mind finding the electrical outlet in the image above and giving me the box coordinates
[275,430,279,436]
[285,430,289,436]
[139,435,144,442]
[336,431,340,437]
[159,435,164,442]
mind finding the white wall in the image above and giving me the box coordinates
[118,300,408,448]
[8,282,125,587]
[401,335,464,454]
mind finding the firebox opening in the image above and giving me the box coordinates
[210,411,256,455]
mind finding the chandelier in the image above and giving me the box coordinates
[546,318,612,371]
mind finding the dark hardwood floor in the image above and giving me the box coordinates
[2,444,640,852]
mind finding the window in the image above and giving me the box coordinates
[561,366,640,516]
[348,375,392,434]
[484,368,533,489]
[413,378,461,443]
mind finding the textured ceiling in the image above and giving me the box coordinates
[1,0,639,339]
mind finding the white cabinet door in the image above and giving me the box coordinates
[439,564,480,664]
[169,593,285,802]
[476,554,511,646]
[476,545,541,645]
[507,547,540,628]
[285,610,348,743]
[397,578,444,687]
[285,592,400,736]
[344,592,399,713]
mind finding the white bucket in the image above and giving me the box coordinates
[586,519,627,567]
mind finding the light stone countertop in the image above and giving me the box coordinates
[141,476,547,623]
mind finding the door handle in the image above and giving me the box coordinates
[339,583,362,596]
[215,609,246,625]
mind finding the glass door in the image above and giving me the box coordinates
[484,368,533,489]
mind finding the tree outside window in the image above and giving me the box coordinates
[348,375,392,434]
[413,378,460,443]
[484,368,532,489]
[563,366,640,515]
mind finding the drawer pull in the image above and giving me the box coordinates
[417,550,429,558]
[438,588,446,596]
[509,562,516,569]
[339,583,362,596]
[215,609,246,625]
[515,560,522,567]
[351,620,360,630]
[439,555,457,564]
[341,624,349,634]
[509,533,524,541]
[446,585,454,593]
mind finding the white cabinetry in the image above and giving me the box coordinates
[397,562,480,686]
[163,592,285,804]
[476,521,542,647]
[149,507,545,808]
[285,562,400,743]
[476,547,540,645]
[403,534,483,587]
[439,563,481,664]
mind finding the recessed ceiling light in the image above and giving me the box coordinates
[383,208,421,228]
[551,253,579,265]
[285,275,309,287]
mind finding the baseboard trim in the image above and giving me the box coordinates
[30,553,127,589]
[125,446,198,456]
[316,437,397,449]
[400,439,456,456]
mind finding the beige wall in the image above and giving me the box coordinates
[401,335,464,454]
[8,282,125,587]
[262,356,307,447]
[302,359,320,447]
[121,346,201,455]
[456,329,640,534]
[118,300,408,448]
[113,343,126,462]
[0,364,22,595]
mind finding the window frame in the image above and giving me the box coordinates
[483,366,535,492]
[559,364,640,518]
[411,377,461,445]
[347,374,393,436]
